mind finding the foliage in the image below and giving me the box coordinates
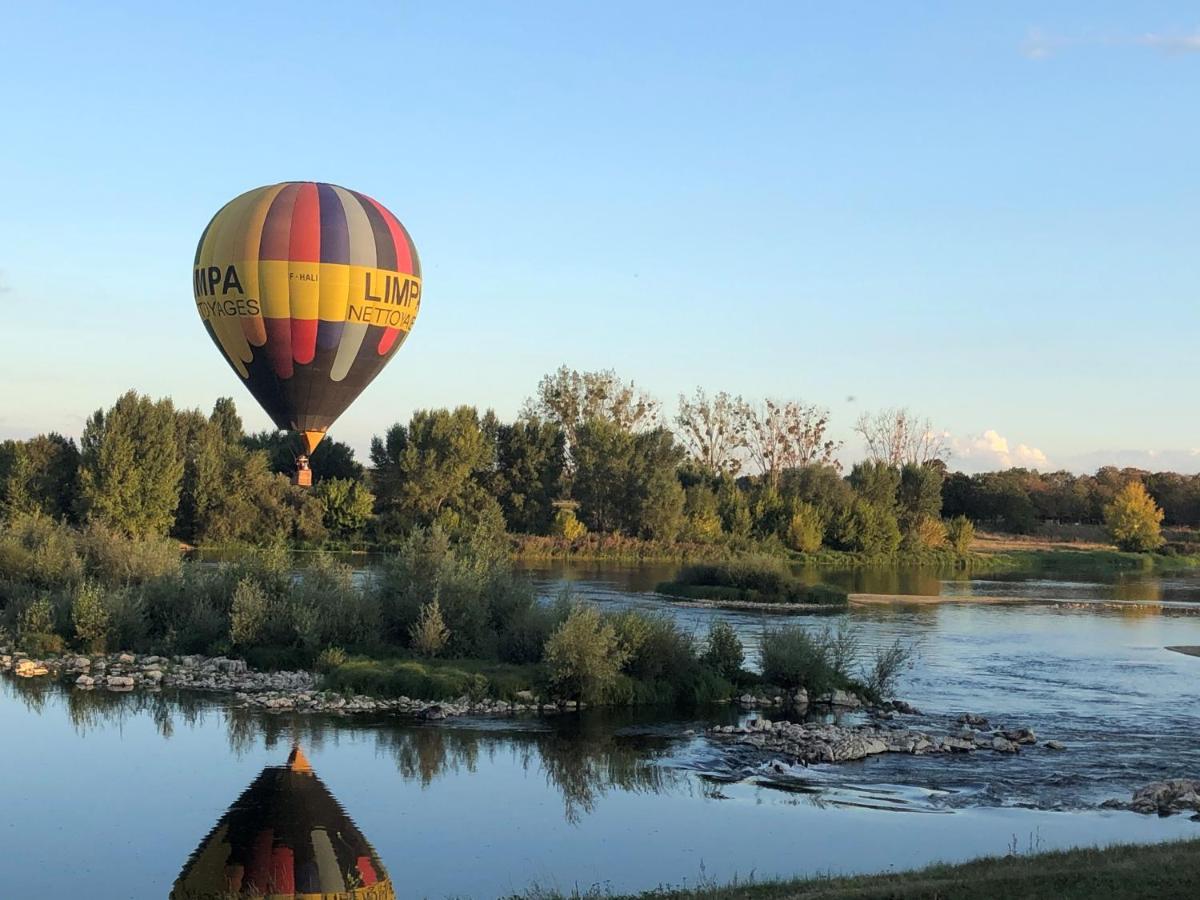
[489,417,566,534]
[674,389,747,476]
[314,477,375,536]
[854,407,947,466]
[229,577,269,647]
[861,639,917,701]
[550,507,588,541]
[1104,481,1165,552]
[907,515,947,550]
[739,400,840,487]
[682,485,723,541]
[701,621,744,680]
[544,604,630,702]
[410,599,450,657]
[78,390,185,538]
[523,365,660,457]
[71,581,110,652]
[244,429,364,482]
[315,646,349,672]
[0,433,79,520]
[759,625,844,694]
[945,514,975,554]
[785,502,823,553]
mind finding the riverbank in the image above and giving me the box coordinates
[537,837,1200,900]
[1167,646,1200,658]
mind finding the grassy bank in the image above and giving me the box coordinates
[519,838,1200,900]
[655,559,848,607]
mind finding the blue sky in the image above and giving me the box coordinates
[2,2,1199,472]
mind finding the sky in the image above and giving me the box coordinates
[2,2,1199,473]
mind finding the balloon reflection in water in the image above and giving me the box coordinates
[171,746,393,899]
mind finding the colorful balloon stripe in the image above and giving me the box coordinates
[193,182,421,448]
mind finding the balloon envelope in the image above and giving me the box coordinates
[193,182,421,453]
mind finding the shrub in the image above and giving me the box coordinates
[946,515,975,554]
[410,599,450,657]
[1104,482,1165,552]
[760,625,842,695]
[908,515,947,550]
[862,639,917,701]
[544,604,629,702]
[803,583,849,606]
[71,581,111,652]
[17,595,65,655]
[78,523,181,585]
[551,507,587,541]
[229,577,268,647]
[701,621,744,679]
[785,503,823,553]
[315,646,349,673]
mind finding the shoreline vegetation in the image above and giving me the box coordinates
[514,838,1200,900]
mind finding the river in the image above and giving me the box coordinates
[2,563,1198,898]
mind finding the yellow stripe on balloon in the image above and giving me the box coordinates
[195,192,256,376]
[288,260,321,320]
[318,261,351,322]
[235,184,286,347]
[259,259,291,319]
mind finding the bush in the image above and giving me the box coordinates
[1105,482,1165,552]
[803,583,849,606]
[760,625,843,695]
[229,577,268,647]
[946,515,975,554]
[702,621,744,679]
[785,503,823,553]
[544,604,629,702]
[71,581,111,652]
[315,646,348,673]
[907,515,947,550]
[551,507,587,541]
[862,639,917,701]
[410,599,450,657]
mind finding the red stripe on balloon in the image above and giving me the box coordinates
[288,182,321,262]
[292,318,318,365]
[259,183,300,261]
[361,195,412,354]
[264,318,294,378]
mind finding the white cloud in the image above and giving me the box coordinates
[1056,448,1200,475]
[1022,27,1200,59]
[950,429,1049,472]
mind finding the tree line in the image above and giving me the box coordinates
[0,366,1190,552]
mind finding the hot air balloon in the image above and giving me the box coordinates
[171,746,395,899]
[193,182,421,485]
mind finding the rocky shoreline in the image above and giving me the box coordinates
[0,648,553,719]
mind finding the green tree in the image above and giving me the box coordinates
[682,484,723,541]
[244,430,364,482]
[523,366,659,460]
[410,599,450,657]
[78,391,184,538]
[370,407,497,534]
[0,434,79,521]
[848,461,900,514]
[71,581,111,652]
[897,462,944,535]
[701,621,744,679]
[946,514,975,554]
[314,477,375,536]
[1104,482,1165,552]
[785,502,824,553]
[551,506,588,540]
[490,418,566,534]
[544,604,630,702]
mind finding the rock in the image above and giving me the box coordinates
[1044,740,1066,751]
[1129,779,1200,815]
[418,705,447,721]
[830,689,862,708]
[942,736,975,752]
[991,736,1019,753]
[514,690,535,702]
[738,693,757,707]
[75,674,95,688]
[891,699,921,715]
[117,653,136,664]
[105,675,135,690]
[1003,727,1037,745]
[791,688,809,706]
[15,659,49,678]
[958,713,989,727]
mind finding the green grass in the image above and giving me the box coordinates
[512,837,1200,900]
[655,581,847,606]
[321,655,544,701]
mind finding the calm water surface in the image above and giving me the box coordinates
[2,563,1199,898]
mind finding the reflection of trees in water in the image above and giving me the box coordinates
[1111,577,1164,605]
[28,679,682,826]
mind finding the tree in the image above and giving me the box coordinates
[78,391,184,538]
[682,484,723,541]
[897,462,944,534]
[785,502,824,553]
[410,599,450,657]
[523,366,659,458]
[946,515,975,554]
[674,388,747,476]
[490,418,566,534]
[1104,482,1165,552]
[209,397,244,444]
[848,461,900,514]
[0,433,79,520]
[370,407,496,531]
[544,604,629,702]
[854,407,947,467]
[738,400,840,488]
[314,477,375,536]
[702,621,744,680]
